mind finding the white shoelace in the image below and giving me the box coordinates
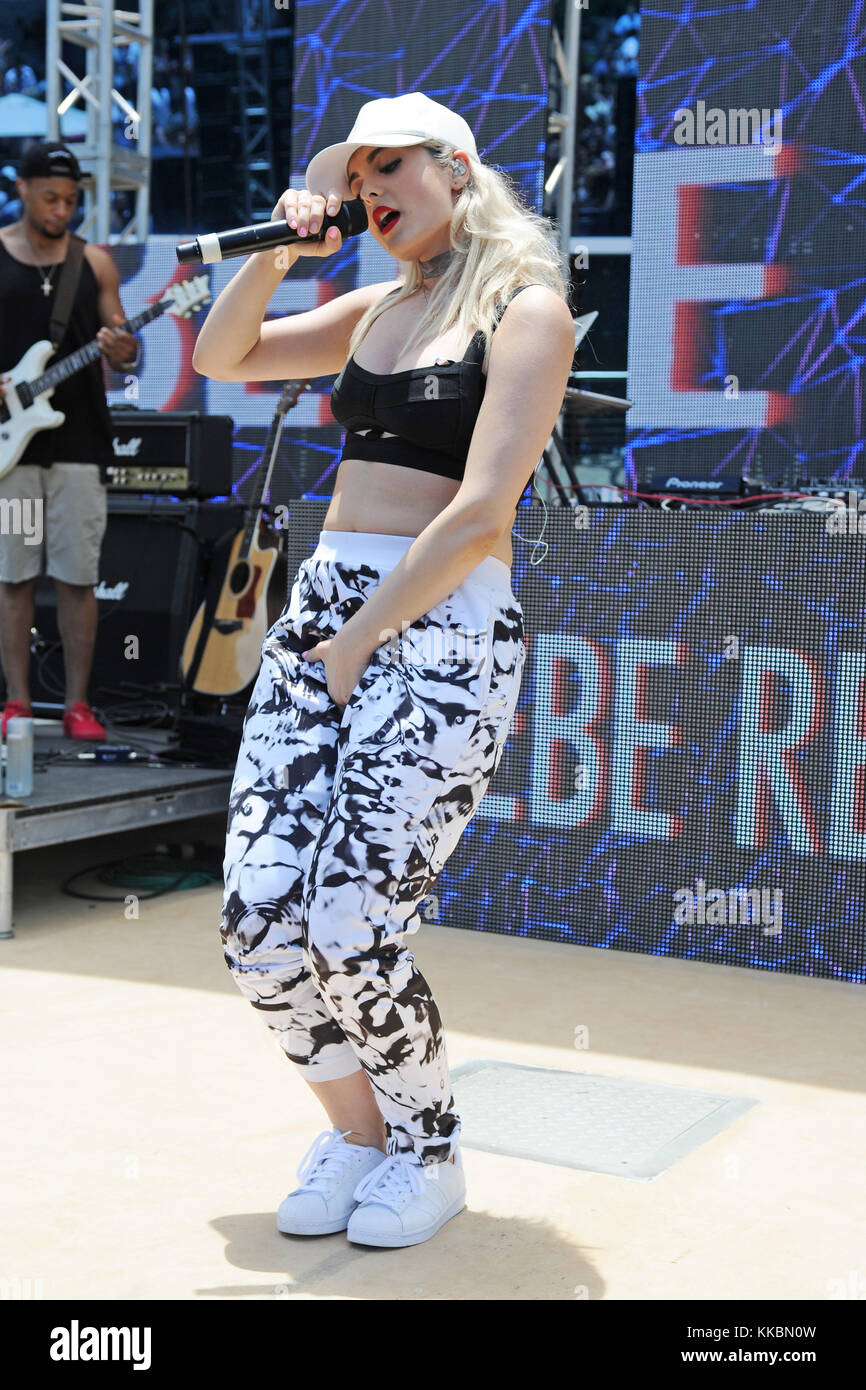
[352,1152,428,1208]
[295,1127,362,1193]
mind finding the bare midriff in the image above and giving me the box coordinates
[322,462,515,569]
[322,289,516,570]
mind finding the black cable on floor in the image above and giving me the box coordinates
[59,845,223,902]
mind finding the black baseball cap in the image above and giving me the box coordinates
[18,142,82,182]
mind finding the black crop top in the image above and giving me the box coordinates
[329,284,535,482]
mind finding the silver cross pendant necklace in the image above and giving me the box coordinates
[24,228,61,297]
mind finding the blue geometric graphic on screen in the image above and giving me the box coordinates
[439,509,865,984]
[627,0,866,487]
[291,0,551,210]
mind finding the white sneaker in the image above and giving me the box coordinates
[346,1147,467,1248]
[277,1127,386,1235]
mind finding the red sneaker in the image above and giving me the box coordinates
[62,702,106,742]
[2,700,34,738]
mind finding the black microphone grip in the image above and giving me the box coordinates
[175,197,369,264]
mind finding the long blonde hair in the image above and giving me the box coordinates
[346,139,573,371]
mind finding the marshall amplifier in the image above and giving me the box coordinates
[26,497,247,719]
[107,409,233,497]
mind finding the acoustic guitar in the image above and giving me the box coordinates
[181,378,308,695]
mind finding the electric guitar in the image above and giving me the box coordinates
[181,378,309,696]
[0,276,210,480]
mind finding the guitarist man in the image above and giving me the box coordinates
[0,142,140,742]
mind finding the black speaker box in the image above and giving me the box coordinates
[25,496,246,717]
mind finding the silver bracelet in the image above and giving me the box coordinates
[116,341,141,371]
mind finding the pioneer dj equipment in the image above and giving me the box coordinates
[649,473,746,497]
[107,409,233,497]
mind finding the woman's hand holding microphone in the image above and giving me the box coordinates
[272,184,372,705]
[196,180,369,704]
[271,188,346,258]
[190,183,353,414]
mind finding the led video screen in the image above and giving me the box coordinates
[626,0,866,492]
[100,0,555,502]
[99,236,359,504]
[283,500,865,984]
[291,0,552,213]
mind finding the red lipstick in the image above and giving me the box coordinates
[373,205,401,234]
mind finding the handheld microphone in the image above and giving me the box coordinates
[175,197,369,264]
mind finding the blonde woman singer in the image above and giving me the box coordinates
[193,92,575,1249]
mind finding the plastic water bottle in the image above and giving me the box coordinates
[6,717,34,797]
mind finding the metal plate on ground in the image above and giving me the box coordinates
[450,1060,760,1180]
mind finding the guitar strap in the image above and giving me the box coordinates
[48,233,86,350]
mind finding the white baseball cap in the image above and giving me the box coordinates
[304,91,480,200]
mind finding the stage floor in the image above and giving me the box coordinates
[2,809,863,1301]
[0,720,234,938]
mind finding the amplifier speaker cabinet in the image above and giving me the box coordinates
[24,496,247,718]
[107,409,233,496]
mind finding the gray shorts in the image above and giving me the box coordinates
[0,463,108,586]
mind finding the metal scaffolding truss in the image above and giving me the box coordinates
[237,0,277,222]
[541,0,586,515]
[45,0,154,244]
[547,0,583,268]
[187,0,280,225]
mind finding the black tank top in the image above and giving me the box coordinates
[330,285,536,484]
[0,235,114,479]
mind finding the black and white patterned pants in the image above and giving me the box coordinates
[219,529,527,1166]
